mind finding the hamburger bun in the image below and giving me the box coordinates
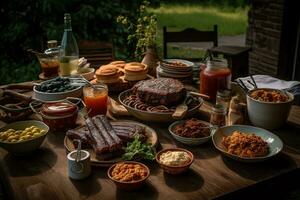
[95,65,121,83]
[109,61,126,69]
[124,62,148,81]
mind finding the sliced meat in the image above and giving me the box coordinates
[66,129,91,148]
[112,123,147,143]
[92,116,121,152]
[97,115,123,148]
[85,117,109,154]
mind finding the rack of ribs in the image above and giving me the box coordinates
[85,117,109,154]
[66,129,91,148]
[67,115,148,156]
[112,123,147,142]
[93,115,122,152]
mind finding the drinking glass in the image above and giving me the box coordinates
[83,84,108,117]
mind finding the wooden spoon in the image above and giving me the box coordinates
[172,96,188,120]
[189,91,210,100]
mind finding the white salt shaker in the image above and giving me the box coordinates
[67,148,91,180]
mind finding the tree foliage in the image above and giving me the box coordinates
[0,0,158,84]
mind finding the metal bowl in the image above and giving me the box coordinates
[118,90,203,122]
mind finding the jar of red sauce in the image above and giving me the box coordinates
[40,100,79,131]
[200,58,231,101]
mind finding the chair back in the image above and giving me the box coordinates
[78,40,114,68]
[163,25,218,61]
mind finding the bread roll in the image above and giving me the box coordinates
[95,65,121,83]
[124,62,148,81]
[109,61,126,69]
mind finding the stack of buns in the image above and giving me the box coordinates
[124,62,148,81]
[95,64,121,84]
[109,61,126,69]
[93,61,148,89]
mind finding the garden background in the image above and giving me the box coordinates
[0,0,248,85]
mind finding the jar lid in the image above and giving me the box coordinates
[206,58,228,71]
[42,102,77,117]
[47,40,58,48]
[217,90,231,98]
[68,150,90,161]
[212,104,227,113]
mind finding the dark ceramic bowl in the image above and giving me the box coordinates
[107,161,150,191]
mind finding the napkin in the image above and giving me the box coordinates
[237,75,300,95]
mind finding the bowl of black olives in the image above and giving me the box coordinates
[34,77,84,101]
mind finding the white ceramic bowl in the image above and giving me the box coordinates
[0,120,49,155]
[33,79,83,102]
[77,68,95,81]
[161,59,194,70]
[169,120,213,146]
[246,88,294,129]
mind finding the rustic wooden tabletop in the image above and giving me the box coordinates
[0,84,300,200]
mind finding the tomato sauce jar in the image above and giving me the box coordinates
[200,58,231,101]
[40,100,79,131]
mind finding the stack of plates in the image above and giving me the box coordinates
[157,59,194,83]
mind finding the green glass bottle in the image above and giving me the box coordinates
[59,13,79,76]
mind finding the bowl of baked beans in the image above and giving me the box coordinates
[247,88,294,129]
[169,118,214,146]
[107,161,150,190]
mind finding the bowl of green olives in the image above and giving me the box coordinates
[34,77,84,101]
[0,120,49,155]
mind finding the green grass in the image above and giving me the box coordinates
[149,3,248,58]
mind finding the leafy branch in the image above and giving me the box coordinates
[117,1,157,60]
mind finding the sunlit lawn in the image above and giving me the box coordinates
[149,3,248,58]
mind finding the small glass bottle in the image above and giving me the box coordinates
[216,90,231,112]
[210,104,227,127]
[59,13,79,76]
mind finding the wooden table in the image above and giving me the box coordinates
[1,87,300,200]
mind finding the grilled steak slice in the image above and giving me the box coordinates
[66,129,91,148]
[98,115,123,147]
[112,123,147,142]
[132,78,186,106]
[93,116,122,152]
[85,117,109,154]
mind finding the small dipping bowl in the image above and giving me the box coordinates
[169,119,214,146]
[156,148,194,175]
[107,161,150,191]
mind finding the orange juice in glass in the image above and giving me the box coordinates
[83,84,108,117]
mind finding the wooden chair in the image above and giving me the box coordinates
[163,25,218,61]
[208,46,251,80]
[78,40,114,68]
